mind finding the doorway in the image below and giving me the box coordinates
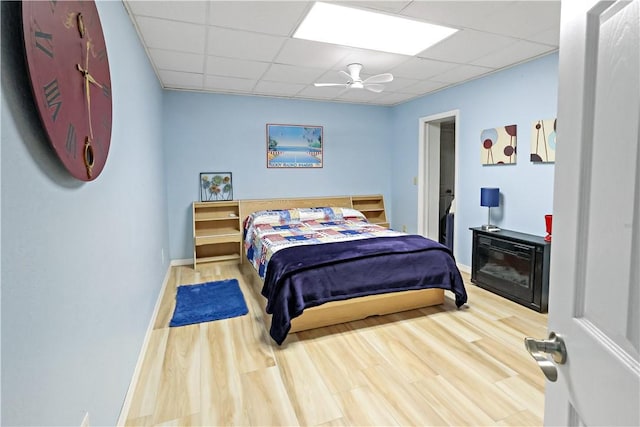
[417,110,459,253]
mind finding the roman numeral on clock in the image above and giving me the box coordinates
[34,28,54,58]
[66,123,77,158]
[43,79,62,122]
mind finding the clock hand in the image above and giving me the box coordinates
[79,39,95,179]
[76,64,103,89]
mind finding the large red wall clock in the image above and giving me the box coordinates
[22,0,112,181]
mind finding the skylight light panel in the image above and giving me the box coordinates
[293,2,458,56]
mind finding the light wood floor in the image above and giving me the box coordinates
[123,262,548,426]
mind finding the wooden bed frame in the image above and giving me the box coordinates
[238,195,445,335]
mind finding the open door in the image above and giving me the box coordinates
[526,0,639,425]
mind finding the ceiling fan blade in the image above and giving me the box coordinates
[339,70,352,80]
[363,73,393,84]
[314,83,348,87]
[364,83,385,93]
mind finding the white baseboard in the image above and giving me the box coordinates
[116,264,172,426]
[457,263,471,274]
[171,258,193,266]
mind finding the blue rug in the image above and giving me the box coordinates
[169,279,248,327]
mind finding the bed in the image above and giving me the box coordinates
[239,196,467,345]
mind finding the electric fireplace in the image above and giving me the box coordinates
[470,228,550,312]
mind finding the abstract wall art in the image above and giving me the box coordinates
[530,118,557,163]
[481,124,517,165]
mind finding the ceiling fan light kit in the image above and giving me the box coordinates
[314,63,394,93]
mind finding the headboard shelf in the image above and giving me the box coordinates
[194,194,388,269]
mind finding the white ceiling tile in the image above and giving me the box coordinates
[340,1,413,14]
[208,1,311,36]
[333,88,381,103]
[400,1,510,28]
[390,57,458,80]
[262,64,326,84]
[298,85,346,99]
[207,27,286,62]
[334,50,411,75]
[430,64,495,84]
[126,1,208,24]
[418,29,517,64]
[205,57,270,79]
[471,40,557,69]
[204,75,257,92]
[159,70,204,89]
[149,49,204,73]
[401,80,451,95]
[383,76,421,92]
[124,0,561,106]
[254,81,306,96]
[460,1,561,39]
[136,17,206,54]
[275,38,352,68]
[528,26,561,46]
[372,92,418,105]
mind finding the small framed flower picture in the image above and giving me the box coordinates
[200,172,233,201]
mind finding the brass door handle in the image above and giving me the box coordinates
[524,332,567,382]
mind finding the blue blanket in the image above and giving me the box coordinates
[262,235,467,344]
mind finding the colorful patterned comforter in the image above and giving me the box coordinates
[244,207,404,279]
[244,207,468,344]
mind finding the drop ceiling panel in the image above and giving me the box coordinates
[372,92,418,105]
[159,70,204,89]
[261,64,326,84]
[207,27,286,61]
[205,56,270,80]
[341,1,413,14]
[471,40,557,69]
[136,17,206,54]
[150,49,204,73]
[126,1,208,24]
[275,38,353,68]
[204,75,257,92]
[124,0,561,106]
[208,1,311,36]
[468,1,561,39]
[431,64,495,84]
[254,80,306,96]
[418,29,518,64]
[400,1,512,28]
[390,57,458,80]
[401,80,451,95]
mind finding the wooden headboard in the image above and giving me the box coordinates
[238,195,353,226]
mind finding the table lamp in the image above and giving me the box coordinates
[481,187,500,231]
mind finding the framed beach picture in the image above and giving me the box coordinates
[266,124,323,168]
[200,172,233,201]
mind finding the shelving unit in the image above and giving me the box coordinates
[351,195,389,228]
[192,201,242,268]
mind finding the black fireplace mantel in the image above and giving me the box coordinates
[470,227,550,313]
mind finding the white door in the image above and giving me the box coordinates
[541,0,640,425]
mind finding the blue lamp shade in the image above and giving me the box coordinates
[481,187,500,208]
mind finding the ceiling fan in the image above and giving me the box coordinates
[314,63,393,93]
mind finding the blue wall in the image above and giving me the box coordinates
[1,2,559,421]
[1,2,169,425]
[392,53,558,268]
[163,92,393,260]
[163,54,558,266]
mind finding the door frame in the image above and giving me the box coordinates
[417,110,460,247]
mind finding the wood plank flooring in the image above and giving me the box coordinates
[123,263,548,426]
